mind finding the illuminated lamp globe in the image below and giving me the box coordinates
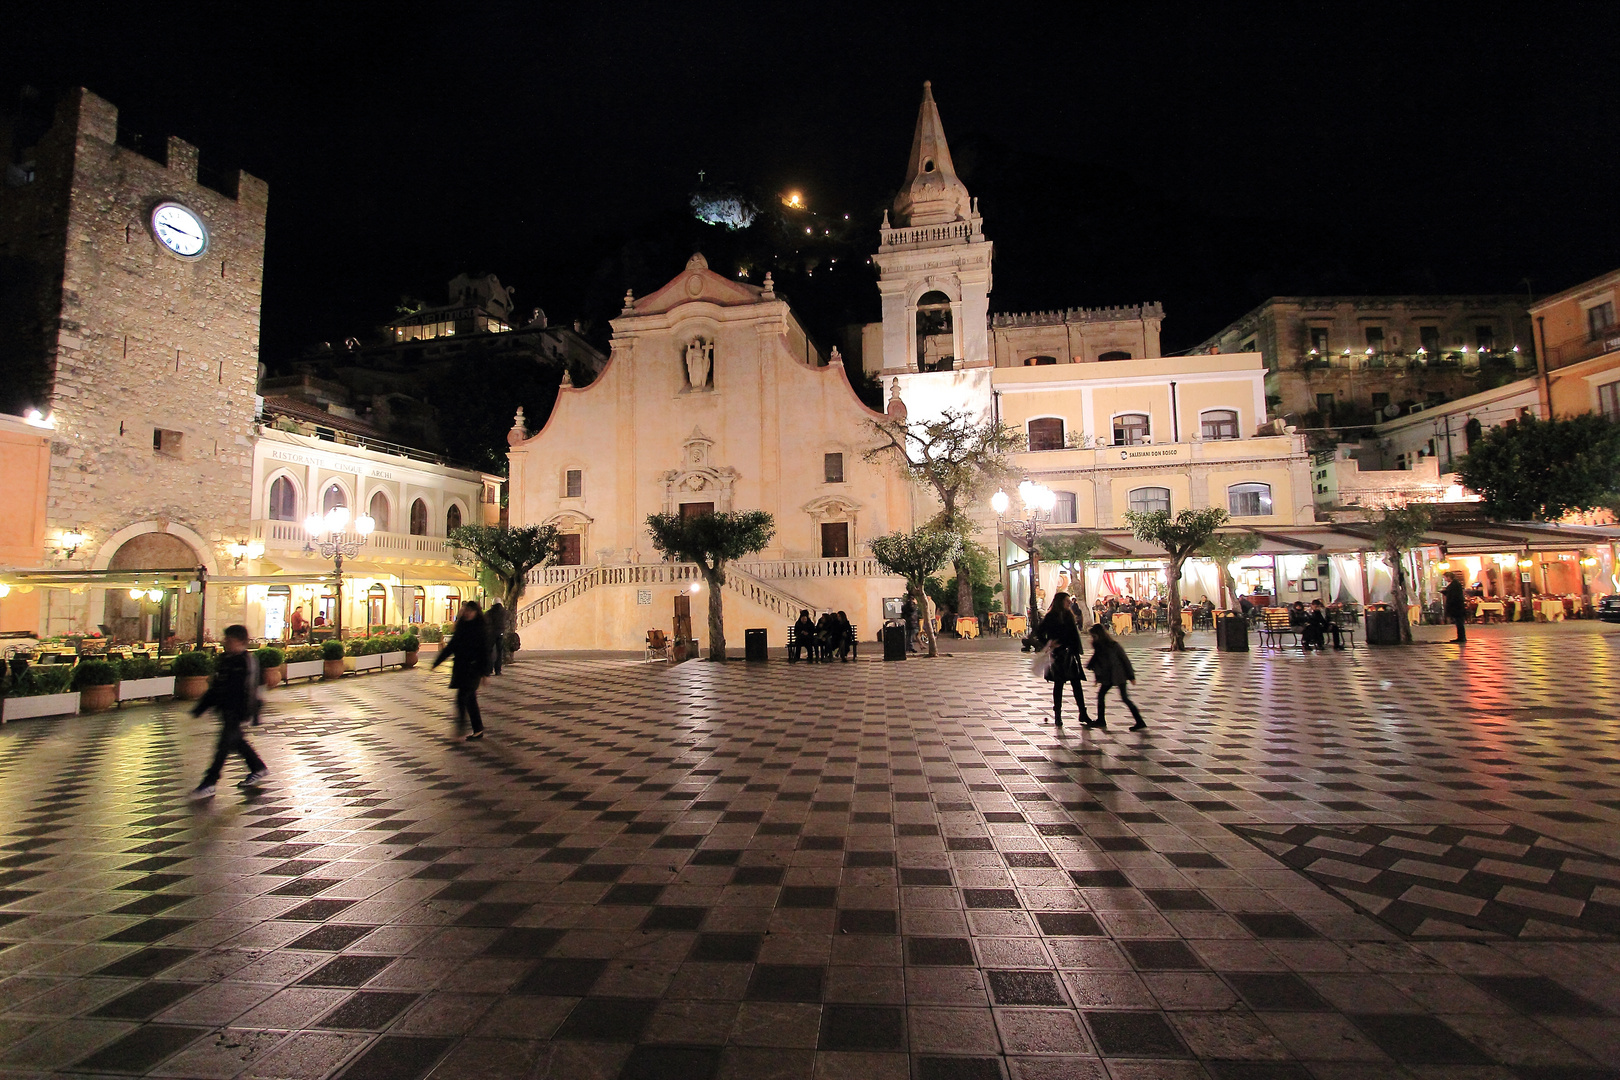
[129,587,144,600]
[354,513,375,536]
[990,489,1010,515]
[304,514,323,537]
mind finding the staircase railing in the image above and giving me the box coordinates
[514,559,862,628]
[722,566,816,622]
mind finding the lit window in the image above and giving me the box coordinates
[1112,414,1150,446]
[368,491,390,533]
[322,483,347,513]
[1027,418,1065,451]
[1228,483,1273,517]
[1128,487,1170,514]
[1200,410,1239,440]
[1052,491,1077,524]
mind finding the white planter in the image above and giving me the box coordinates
[118,676,175,701]
[3,692,81,722]
[346,654,382,672]
[285,660,324,680]
[381,651,407,668]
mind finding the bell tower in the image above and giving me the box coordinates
[873,82,993,375]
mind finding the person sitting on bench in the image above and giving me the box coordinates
[1302,599,1343,651]
[791,609,817,663]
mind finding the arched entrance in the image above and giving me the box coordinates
[103,532,202,644]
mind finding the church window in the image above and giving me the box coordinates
[1200,410,1239,440]
[1113,413,1150,446]
[1027,417,1065,452]
[558,533,582,565]
[268,476,297,521]
[409,499,428,535]
[1097,350,1132,362]
[322,483,347,514]
[820,522,850,559]
[446,503,462,533]
[565,469,583,498]
[368,491,390,533]
[1128,487,1171,514]
[824,453,844,483]
[1228,483,1273,517]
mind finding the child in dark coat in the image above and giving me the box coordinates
[1085,623,1145,730]
[189,625,268,798]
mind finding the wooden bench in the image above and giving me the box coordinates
[1257,607,1301,650]
[787,623,858,662]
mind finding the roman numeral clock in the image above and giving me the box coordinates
[151,202,208,258]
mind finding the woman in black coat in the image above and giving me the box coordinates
[1038,592,1091,728]
[1086,623,1145,730]
[433,601,489,739]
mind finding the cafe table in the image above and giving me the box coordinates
[1112,612,1134,635]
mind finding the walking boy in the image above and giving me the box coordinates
[188,625,268,799]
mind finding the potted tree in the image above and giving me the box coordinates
[321,639,346,680]
[72,658,121,714]
[171,650,215,700]
[256,646,286,689]
[401,633,420,669]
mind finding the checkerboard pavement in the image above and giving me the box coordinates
[0,621,1618,1079]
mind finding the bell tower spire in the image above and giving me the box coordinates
[894,80,972,228]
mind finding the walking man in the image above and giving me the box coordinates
[1443,569,1467,643]
[434,600,489,740]
[487,600,507,675]
[188,625,268,799]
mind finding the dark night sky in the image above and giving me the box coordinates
[8,2,1620,360]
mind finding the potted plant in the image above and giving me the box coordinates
[321,639,346,679]
[283,644,325,681]
[379,633,408,670]
[401,633,420,669]
[256,646,285,689]
[1,664,79,722]
[171,651,215,700]
[116,656,175,702]
[72,658,120,713]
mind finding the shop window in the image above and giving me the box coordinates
[565,469,583,498]
[322,483,347,514]
[409,499,428,535]
[445,503,462,533]
[268,476,297,520]
[820,521,850,558]
[1112,413,1150,446]
[1052,491,1077,524]
[558,533,582,565]
[1200,409,1239,440]
[1128,487,1170,514]
[368,491,390,533]
[266,585,290,640]
[1097,350,1131,362]
[1027,417,1065,451]
[1228,482,1273,517]
[824,453,844,483]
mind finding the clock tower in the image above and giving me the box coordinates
[0,86,268,638]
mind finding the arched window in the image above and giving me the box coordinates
[1027,417,1065,452]
[1200,409,1240,440]
[410,586,426,624]
[1098,350,1132,361]
[1228,483,1273,517]
[1053,491,1078,524]
[321,482,347,514]
[267,476,297,521]
[409,499,428,536]
[444,589,461,622]
[445,503,462,533]
[1113,413,1150,446]
[367,583,386,628]
[1022,355,1058,366]
[367,491,390,533]
[1128,487,1171,514]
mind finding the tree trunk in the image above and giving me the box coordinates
[706,565,727,660]
[1071,560,1091,629]
[914,581,939,658]
[1387,545,1413,645]
[1218,561,1241,613]
[954,558,974,629]
[1167,559,1186,651]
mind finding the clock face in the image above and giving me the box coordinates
[151,203,207,258]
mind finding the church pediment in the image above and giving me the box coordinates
[628,253,764,316]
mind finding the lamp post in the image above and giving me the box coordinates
[303,506,374,637]
[992,479,1057,638]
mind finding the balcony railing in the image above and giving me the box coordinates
[251,519,455,560]
[1545,330,1620,369]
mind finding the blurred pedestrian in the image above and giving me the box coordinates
[434,600,489,740]
[487,600,507,675]
[1086,623,1145,731]
[1038,591,1091,729]
[188,625,267,799]
[1443,570,1467,643]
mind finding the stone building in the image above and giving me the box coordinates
[0,87,268,639]
[1196,296,1536,429]
[1527,266,1620,422]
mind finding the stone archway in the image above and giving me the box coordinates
[103,532,202,644]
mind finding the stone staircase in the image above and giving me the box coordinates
[512,561,820,629]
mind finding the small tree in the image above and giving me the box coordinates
[1196,531,1263,612]
[1456,414,1620,521]
[1372,505,1431,645]
[1123,507,1229,651]
[1037,533,1105,628]
[447,523,564,613]
[869,527,961,658]
[646,510,775,661]
[866,408,1024,623]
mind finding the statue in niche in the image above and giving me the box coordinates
[684,337,713,390]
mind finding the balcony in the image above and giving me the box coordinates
[251,519,457,563]
[1544,329,1620,370]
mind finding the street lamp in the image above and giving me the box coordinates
[992,479,1057,640]
[226,540,265,569]
[303,506,374,637]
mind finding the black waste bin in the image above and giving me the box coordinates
[883,623,907,661]
[1365,607,1403,646]
[745,628,768,662]
[1214,611,1249,652]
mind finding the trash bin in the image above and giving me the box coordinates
[1214,611,1249,652]
[1365,607,1402,646]
[883,623,907,661]
[745,628,768,663]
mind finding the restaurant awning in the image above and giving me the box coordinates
[1027,520,1619,560]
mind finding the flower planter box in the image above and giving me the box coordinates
[380,651,407,668]
[2,692,81,722]
[118,676,176,701]
[80,685,118,713]
[285,661,324,681]
[175,675,209,700]
[351,654,383,672]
